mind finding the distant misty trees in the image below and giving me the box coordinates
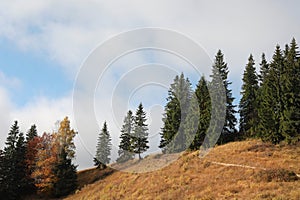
[117,103,149,162]
[94,122,112,169]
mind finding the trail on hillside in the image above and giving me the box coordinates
[210,161,266,170]
[209,161,300,178]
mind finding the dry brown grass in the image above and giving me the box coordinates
[65,140,300,200]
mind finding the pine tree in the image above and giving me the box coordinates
[258,45,285,144]
[280,38,300,143]
[210,50,237,144]
[117,110,134,163]
[159,73,192,153]
[185,76,211,150]
[2,121,21,199]
[132,103,149,159]
[15,132,27,195]
[239,54,259,137]
[26,124,38,142]
[258,53,269,85]
[53,148,77,197]
[0,149,5,196]
[94,122,112,169]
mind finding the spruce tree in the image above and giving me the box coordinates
[94,122,112,169]
[26,124,38,142]
[210,50,237,144]
[258,53,269,85]
[15,132,27,195]
[159,73,192,153]
[132,103,149,159]
[258,45,285,144]
[280,38,300,143]
[185,76,211,150]
[54,148,77,197]
[117,110,134,163]
[0,150,5,196]
[2,121,25,199]
[239,54,259,137]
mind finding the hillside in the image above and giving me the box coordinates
[66,140,300,200]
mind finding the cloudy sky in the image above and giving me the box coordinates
[0,0,300,169]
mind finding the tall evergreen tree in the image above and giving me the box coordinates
[0,149,5,196]
[15,132,27,195]
[258,53,269,85]
[159,73,192,153]
[185,76,211,150]
[54,148,77,197]
[1,121,26,199]
[258,45,285,144]
[117,110,134,163]
[2,122,19,199]
[210,50,237,144]
[94,122,112,169]
[132,103,149,159]
[26,124,38,142]
[280,38,300,143]
[239,54,259,137]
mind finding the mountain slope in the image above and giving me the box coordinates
[67,140,300,200]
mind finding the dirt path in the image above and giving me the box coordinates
[210,161,300,178]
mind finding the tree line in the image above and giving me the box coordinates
[97,38,300,166]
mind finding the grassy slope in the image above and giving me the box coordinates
[66,140,300,200]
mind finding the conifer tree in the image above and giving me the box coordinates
[15,132,27,195]
[258,53,269,85]
[258,45,285,144]
[280,38,300,143]
[159,73,192,153]
[53,148,77,197]
[185,76,211,150]
[210,50,237,144]
[132,103,149,159]
[2,121,21,199]
[117,110,134,163]
[239,54,259,137]
[0,149,5,196]
[26,124,38,142]
[94,122,112,169]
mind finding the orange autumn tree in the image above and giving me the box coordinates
[31,132,58,196]
[30,117,77,197]
[25,135,42,191]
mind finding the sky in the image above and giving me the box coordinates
[0,0,300,170]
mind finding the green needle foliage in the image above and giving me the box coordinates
[132,103,149,160]
[239,54,259,138]
[94,122,112,169]
[117,110,135,163]
[159,73,192,153]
